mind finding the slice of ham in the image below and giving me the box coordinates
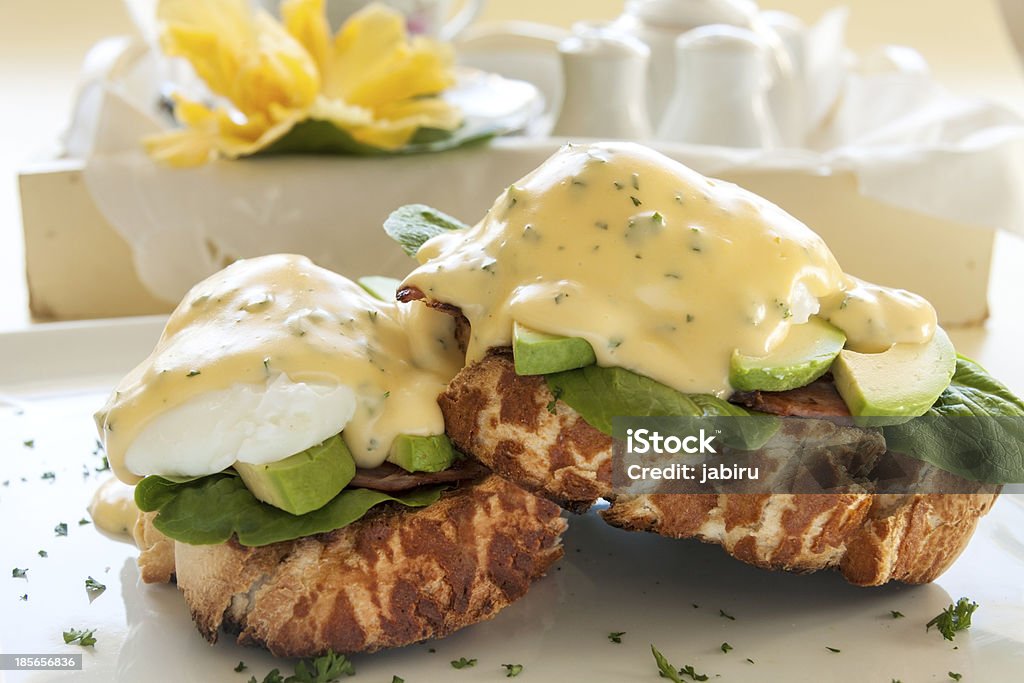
[731,377,852,418]
[349,460,489,492]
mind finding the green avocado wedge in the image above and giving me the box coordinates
[357,276,401,302]
[832,326,956,418]
[388,434,456,473]
[233,435,355,516]
[730,316,846,392]
[513,321,597,375]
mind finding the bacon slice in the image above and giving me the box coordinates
[730,377,852,418]
[349,459,489,492]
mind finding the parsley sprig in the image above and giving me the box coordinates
[246,650,354,683]
[927,598,979,641]
[63,628,97,647]
[85,576,106,600]
[651,645,709,682]
[502,663,524,677]
[451,657,477,669]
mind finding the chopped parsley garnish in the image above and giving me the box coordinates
[719,609,735,621]
[248,672,284,683]
[63,628,97,647]
[927,598,978,640]
[651,645,709,682]
[23,439,35,448]
[745,658,754,664]
[678,664,709,681]
[79,518,91,526]
[826,646,841,653]
[502,664,524,677]
[608,631,626,644]
[94,456,110,473]
[392,677,404,683]
[949,673,962,681]
[289,650,354,682]
[54,522,68,537]
[12,568,28,579]
[41,471,56,481]
[235,661,247,672]
[720,642,732,653]
[451,657,477,669]
[186,369,201,377]
[247,651,354,683]
[85,576,106,598]
[891,610,905,619]
[19,593,27,601]
[630,195,642,207]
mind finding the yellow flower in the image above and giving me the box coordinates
[145,0,462,166]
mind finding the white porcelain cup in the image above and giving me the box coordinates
[258,0,485,40]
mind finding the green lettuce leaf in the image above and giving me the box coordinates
[545,365,778,449]
[384,204,469,257]
[883,356,1024,483]
[135,474,443,547]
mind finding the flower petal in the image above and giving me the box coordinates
[281,0,331,75]
[157,0,319,115]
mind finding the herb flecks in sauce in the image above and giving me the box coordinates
[405,143,937,397]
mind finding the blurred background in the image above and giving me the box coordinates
[2,0,1023,331]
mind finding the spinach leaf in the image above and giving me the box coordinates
[884,357,1024,483]
[384,204,469,257]
[545,365,778,448]
[136,475,443,547]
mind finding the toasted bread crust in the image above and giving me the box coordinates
[440,350,613,512]
[134,511,176,584]
[440,353,998,585]
[149,475,564,656]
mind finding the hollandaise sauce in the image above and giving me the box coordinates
[88,477,140,539]
[96,255,463,483]
[405,142,936,396]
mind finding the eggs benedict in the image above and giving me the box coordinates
[93,254,565,656]
[386,142,1021,586]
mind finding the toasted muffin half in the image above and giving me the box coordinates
[436,350,997,586]
[135,473,566,656]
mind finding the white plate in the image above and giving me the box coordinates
[0,318,1022,683]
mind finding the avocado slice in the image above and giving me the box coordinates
[513,321,597,376]
[234,434,355,515]
[730,316,846,392]
[357,276,401,301]
[831,326,956,418]
[388,434,455,473]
